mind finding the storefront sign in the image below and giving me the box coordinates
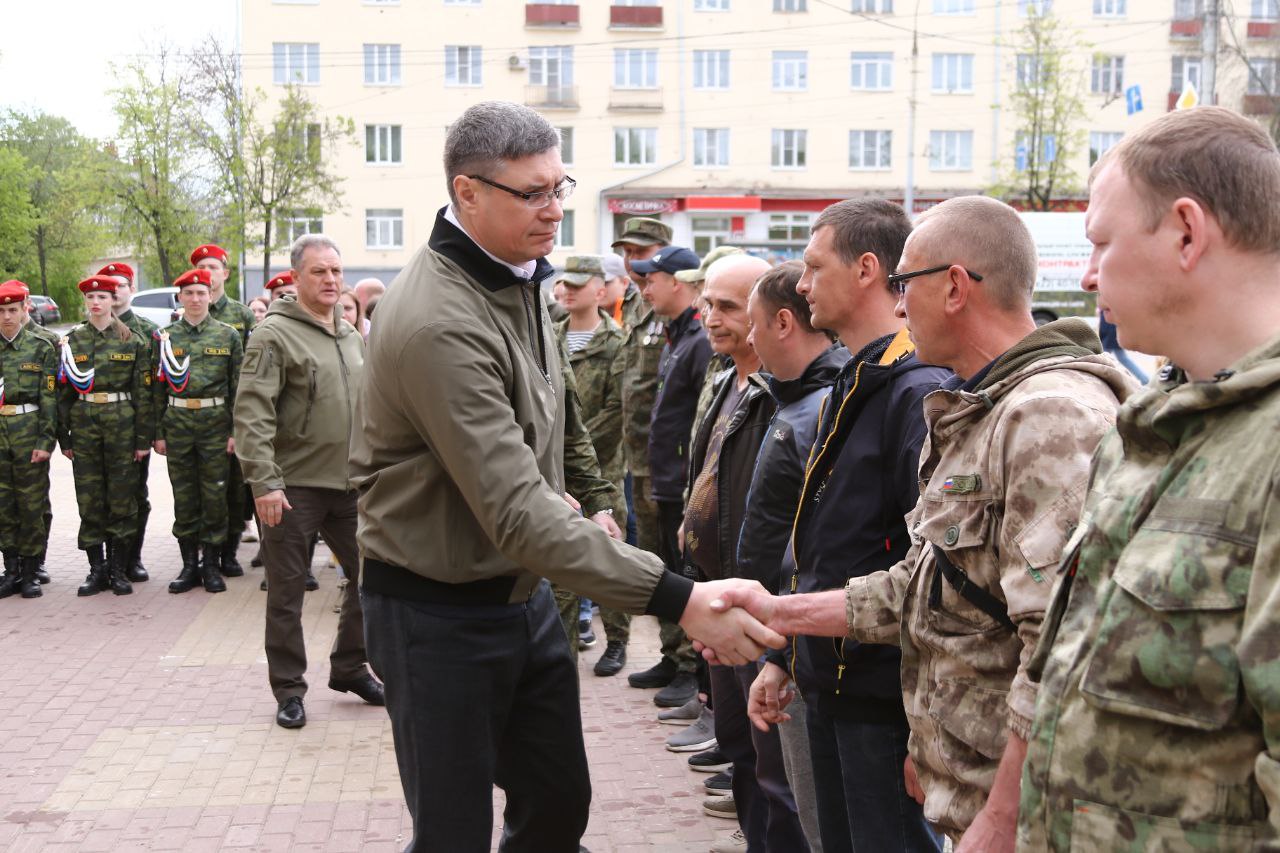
[608,198,679,215]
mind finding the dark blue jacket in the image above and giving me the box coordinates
[648,306,713,503]
[791,331,951,721]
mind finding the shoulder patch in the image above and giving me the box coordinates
[242,349,261,375]
[46,376,55,392]
[74,354,89,364]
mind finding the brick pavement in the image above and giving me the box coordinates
[0,454,735,852]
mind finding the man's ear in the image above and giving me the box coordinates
[942,266,973,316]
[454,175,479,212]
[855,251,882,289]
[1170,196,1210,273]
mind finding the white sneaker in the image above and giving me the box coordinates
[709,829,747,852]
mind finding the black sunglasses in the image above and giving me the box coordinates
[888,264,983,297]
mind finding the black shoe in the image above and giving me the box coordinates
[688,747,732,773]
[329,673,385,706]
[18,556,42,599]
[627,658,678,689]
[106,540,133,596]
[200,543,227,593]
[260,577,268,591]
[169,540,202,594]
[126,562,149,583]
[654,671,699,707]
[0,551,19,599]
[250,549,263,568]
[77,544,108,597]
[704,770,732,795]
[304,570,319,592]
[34,564,50,584]
[276,696,306,728]
[221,531,245,577]
[593,641,627,677]
[127,533,149,582]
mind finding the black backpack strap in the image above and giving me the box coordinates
[928,543,1017,632]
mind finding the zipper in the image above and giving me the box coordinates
[520,282,552,385]
[302,366,317,434]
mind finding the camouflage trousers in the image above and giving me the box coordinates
[635,475,695,673]
[0,412,51,556]
[162,407,233,543]
[68,401,140,548]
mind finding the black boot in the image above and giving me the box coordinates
[168,540,201,594]
[18,556,42,599]
[305,568,319,592]
[107,539,134,596]
[221,529,244,577]
[201,543,227,593]
[77,544,108,596]
[0,551,19,598]
[126,530,149,583]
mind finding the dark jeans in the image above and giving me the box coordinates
[363,581,590,853]
[805,704,941,853]
[710,662,809,853]
[655,499,696,672]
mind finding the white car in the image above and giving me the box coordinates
[129,287,181,327]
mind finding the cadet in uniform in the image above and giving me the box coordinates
[103,262,156,583]
[0,280,57,599]
[154,269,243,594]
[58,275,154,596]
[191,244,255,578]
[265,270,296,301]
[19,288,59,585]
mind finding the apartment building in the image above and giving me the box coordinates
[239,0,1264,291]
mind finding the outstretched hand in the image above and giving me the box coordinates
[679,579,786,666]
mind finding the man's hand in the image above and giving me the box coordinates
[562,492,581,512]
[226,436,236,455]
[256,489,292,527]
[30,449,50,464]
[904,755,926,805]
[590,511,622,541]
[679,579,786,666]
[748,661,795,731]
[955,731,1026,853]
[153,440,167,456]
[134,449,150,461]
[677,521,685,552]
[707,583,777,628]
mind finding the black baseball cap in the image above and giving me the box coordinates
[630,246,700,276]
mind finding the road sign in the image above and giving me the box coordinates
[1125,85,1144,116]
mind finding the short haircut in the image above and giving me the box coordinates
[813,199,912,286]
[444,102,562,205]
[912,196,1037,311]
[1095,106,1280,255]
[751,260,820,335]
[290,234,341,271]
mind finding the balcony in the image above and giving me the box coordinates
[607,87,664,112]
[610,4,663,28]
[1169,18,1202,37]
[525,84,579,109]
[1243,93,1276,114]
[1249,19,1279,37]
[526,3,579,27]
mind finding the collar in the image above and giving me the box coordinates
[213,294,230,310]
[665,306,700,341]
[943,355,1000,393]
[181,314,210,331]
[438,205,549,287]
[0,326,21,346]
[117,308,136,324]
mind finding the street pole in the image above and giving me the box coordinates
[905,0,920,216]
[1202,0,1219,105]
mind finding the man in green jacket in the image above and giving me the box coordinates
[234,235,382,730]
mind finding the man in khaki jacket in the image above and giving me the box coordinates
[714,196,1135,849]
[349,101,781,853]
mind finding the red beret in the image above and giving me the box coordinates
[96,262,135,283]
[0,280,29,305]
[78,276,119,294]
[174,268,213,290]
[265,271,293,291]
[190,244,229,267]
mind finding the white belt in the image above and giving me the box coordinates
[169,396,225,410]
[0,404,37,416]
[78,392,131,404]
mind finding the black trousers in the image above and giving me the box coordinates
[363,581,591,853]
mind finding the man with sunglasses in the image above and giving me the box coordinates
[715,195,1135,851]
[350,101,784,853]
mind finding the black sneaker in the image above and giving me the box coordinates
[593,641,627,677]
[627,658,677,689]
[654,671,698,707]
[704,770,732,795]
[688,747,731,773]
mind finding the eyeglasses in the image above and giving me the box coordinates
[467,174,576,209]
[887,264,983,297]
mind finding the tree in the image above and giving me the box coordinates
[0,148,37,277]
[1000,12,1088,210]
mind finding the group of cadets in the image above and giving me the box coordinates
[0,243,262,600]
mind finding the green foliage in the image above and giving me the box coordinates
[0,148,37,276]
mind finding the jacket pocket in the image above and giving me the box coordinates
[928,679,1010,780]
[1068,798,1259,852]
[917,497,1005,633]
[1078,523,1253,731]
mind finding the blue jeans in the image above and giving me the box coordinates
[805,705,941,853]
[577,596,593,623]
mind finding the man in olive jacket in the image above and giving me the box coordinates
[234,235,382,731]
[349,101,782,853]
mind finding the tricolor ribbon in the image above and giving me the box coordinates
[59,339,94,393]
[156,331,190,393]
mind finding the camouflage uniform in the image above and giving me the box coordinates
[841,322,1135,838]
[209,292,256,574]
[1018,334,1280,851]
[118,307,159,581]
[22,317,59,574]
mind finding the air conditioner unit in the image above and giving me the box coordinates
[509,54,528,71]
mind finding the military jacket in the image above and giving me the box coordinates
[154,316,243,438]
[119,308,160,433]
[1018,333,1280,852]
[0,325,58,452]
[56,322,154,451]
[555,311,625,487]
[620,302,667,477]
[209,293,255,346]
[24,319,59,347]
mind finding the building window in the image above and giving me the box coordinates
[774,0,807,10]
[1174,0,1202,17]
[693,128,730,167]
[1015,132,1058,170]
[1091,55,1124,95]
[365,125,402,164]
[692,217,732,255]
[366,209,404,249]
[772,51,809,90]
[695,0,730,9]
[1093,0,1125,14]
[289,123,322,162]
[364,44,402,86]
[771,129,807,169]
[1248,57,1278,94]
[554,210,575,249]
[614,128,657,166]
[1088,131,1123,165]
[932,53,974,93]
[558,127,574,166]
[1171,55,1202,93]
[1017,0,1051,14]
[278,210,323,245]
[693,50,731,89]
[851,52,893,90]
[614,49,659,89]
[933,0,975,13]
[530,46,574,87]
[445,46,482,86]
[1016,54,1046,91]
[1253,0,1280,19]
[272,43,319,85]
[768,213,812,243]
[849,130,892,169]
[929,130,973,170]
[852,0,894,10]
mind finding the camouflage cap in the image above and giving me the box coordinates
[611,217,672,249]
[674,245,746,284]
[557,254,607,287]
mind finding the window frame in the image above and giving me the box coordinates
[928,129,973,171]
[1090,54,1125,95]
[931,53,974,93]
[363,43,402,86]
[614,48,659,89]
[272,42,320,85]
[444,45,483,87]
[366,208,405,250]
[771,128,808,169]
[1088,130,1123,166]
[693,49,731,90]
[850,52,894,90]
[772,50,809,91]
[849,129,893,170]
[693,128,731,168]
[614,127,658,167]
[365,124,403,165]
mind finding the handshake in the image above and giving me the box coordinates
[677,578,785,667]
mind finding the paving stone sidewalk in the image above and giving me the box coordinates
[0,454,733,852]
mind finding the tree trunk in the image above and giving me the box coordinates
[261,218,274,289]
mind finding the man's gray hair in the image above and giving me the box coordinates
[290,234,341,271]
[444,101,562,204]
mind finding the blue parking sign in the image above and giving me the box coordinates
[1125,85,1143,116]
